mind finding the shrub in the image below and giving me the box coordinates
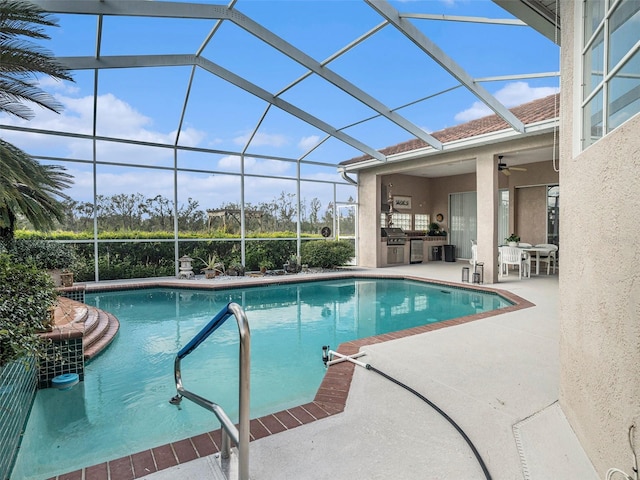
[301,240,354,268]
[10,238,76,270]
[0,253,58,367]
[244,240,295,271]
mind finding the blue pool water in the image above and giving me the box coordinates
[11,278,511,479]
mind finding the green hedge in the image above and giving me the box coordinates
[9,239,76,270]
[0,254,57,367]
[12,230,347,281]
[301,240,354,268]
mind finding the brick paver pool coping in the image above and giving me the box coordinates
[47,274,533,480]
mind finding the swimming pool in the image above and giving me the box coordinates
[11,277,511,479]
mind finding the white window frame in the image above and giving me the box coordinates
[580,0,640,150]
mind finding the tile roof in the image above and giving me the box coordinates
[340,93,559,165]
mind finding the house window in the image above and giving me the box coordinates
[380,212,411,230]
[414,214,431,230]
[391,213,411,230]
[581,0,640,149]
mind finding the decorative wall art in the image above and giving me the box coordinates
[392,196,412,210]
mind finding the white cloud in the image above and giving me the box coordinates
[0,90,209,165]
[217,155,243,170]
[454,82,559,122]
[298,135,321,151]
[233,131,288,148]
[216,155,291,176]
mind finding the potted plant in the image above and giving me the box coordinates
[259,259,274,274]
[226,262,245,277]
[506,233,520,247]
[427,222,441,236]
[284,255,300,274]
[198,254,225,278]
[60,268,74,287]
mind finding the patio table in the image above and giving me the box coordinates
[519,246,553,275]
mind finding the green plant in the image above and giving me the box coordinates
[0,2,74,246]
[506,233,520,243]
[0,253,58,367]
[301,240,354,269]
[259,259,275,271]
[198,254,225,274]
[10,238,76,270]
[428,222,446,236]
[226,262,245,276]
[287,254,300,266]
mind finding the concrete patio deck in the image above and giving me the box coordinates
[127,260,597,480]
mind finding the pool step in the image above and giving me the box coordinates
[83,306,120,361]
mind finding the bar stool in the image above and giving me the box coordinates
[461,266,469,282]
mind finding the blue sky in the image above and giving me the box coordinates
[0,0,560,213]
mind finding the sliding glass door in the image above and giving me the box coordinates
[449,191,477,260]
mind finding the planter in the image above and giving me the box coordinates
[203,269,217,279]
[283,263,300,274]
[60,272,74,287]
[508,242,519,247]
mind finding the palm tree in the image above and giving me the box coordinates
[0,0,73,246]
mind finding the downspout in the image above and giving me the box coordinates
[340,169,358,185]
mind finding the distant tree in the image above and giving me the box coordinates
[309,197,321,226]
[276,191,296,230]
[321,201,334,227]
[104,193,147,230]
[0,1,74,246]
[145,194,172,230]
[177,197,205,231]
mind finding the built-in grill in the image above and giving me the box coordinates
[381,227,407,245]
[381,228,407,264]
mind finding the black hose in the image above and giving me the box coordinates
[365,364,493,480]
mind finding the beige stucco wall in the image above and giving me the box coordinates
[559,1,640,476]
[515,186,548,245]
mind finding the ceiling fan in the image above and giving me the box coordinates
[498,155,527,176]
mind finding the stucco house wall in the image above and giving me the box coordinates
[559,1,640,476]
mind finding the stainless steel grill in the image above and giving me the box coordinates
[381,227,407,245]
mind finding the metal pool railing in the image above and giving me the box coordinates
[171,302,251,480]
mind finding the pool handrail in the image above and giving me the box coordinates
[173,301,250,480]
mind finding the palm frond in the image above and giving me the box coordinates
[0,0,73,119]
[0,139,72,233]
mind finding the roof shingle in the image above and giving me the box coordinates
[340,93,559,165]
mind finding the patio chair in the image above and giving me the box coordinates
[499,246,529,279]
[534,244,558,274]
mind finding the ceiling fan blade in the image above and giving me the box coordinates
[509,167,527,171]
[501,168,511,176]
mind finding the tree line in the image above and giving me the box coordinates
[57,191,351,235]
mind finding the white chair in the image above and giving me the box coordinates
[519,242,533,248]
[534,244,558,274]
[499,246,529,279]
